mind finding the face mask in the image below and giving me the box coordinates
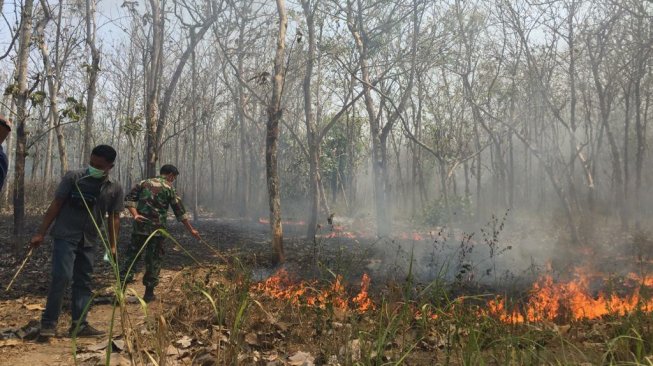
[88,165,106,179]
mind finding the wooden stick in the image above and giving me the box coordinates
[6,247,33,292]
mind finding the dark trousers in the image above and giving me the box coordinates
[122,234,165,289]
[0,145,7,191]
[41,238,94,329]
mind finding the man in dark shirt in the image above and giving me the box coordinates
[30,145,124,339]
[0,115,12,191]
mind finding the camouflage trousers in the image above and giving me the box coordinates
[121,234,166,288]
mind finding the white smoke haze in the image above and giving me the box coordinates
[0,0,651,289]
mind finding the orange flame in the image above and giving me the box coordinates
[627,272,653,287]
[352,273,375,312]
[252,270,375,313]
[487,270,653,323]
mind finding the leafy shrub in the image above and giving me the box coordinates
[422,195,472,226]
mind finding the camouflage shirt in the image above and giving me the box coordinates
[125,176,190,236]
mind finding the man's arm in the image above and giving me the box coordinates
[0,116,11,192]
[30,198,66,247]
[181,218,201,240]
[170,190,200,239]
[125,182,147,222]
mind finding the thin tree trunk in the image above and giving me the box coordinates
[83,0,100,159]
[266,0,287,264]
[13,0,35,239]
[191,39,198,222]
[145,0,164,178]
[39,1,66,175]
[302,0,320,239]
[347,0,389,236]
[235,16,250,216]
[634,67,645,229]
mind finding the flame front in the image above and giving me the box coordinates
[252,270,375,313]
[488,270,653,323]
[253,267,653,323]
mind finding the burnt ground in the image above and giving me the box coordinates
[0,214,389,365]
[0,213,652,365]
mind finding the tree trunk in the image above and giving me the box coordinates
[301,0,320,239]
[347,0,389,236]
[191,44,199,222]
[266,0,287,264]
[40,2,67,175]
[634,65,645,229]
[83,0,100,160]
[236,22,249,217]
[12,0,34,239]
[144,0,164,178]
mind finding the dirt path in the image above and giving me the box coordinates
[0,269,180,366]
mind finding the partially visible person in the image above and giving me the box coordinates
[30,145,124,339]
[0,115,12,191]
[121,164,201,302]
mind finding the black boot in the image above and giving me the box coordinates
[143,286,156,303]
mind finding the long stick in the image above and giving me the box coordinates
[198,238,229,263]
[6,247,33,292]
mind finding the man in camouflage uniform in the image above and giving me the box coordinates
[121,164,201,302]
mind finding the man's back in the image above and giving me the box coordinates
[126,176,189,235]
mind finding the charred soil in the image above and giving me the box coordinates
[0,215,652,365]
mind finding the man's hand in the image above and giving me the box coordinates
[30,233,45,248]
[190,228,201,240]
[133,214,148,223]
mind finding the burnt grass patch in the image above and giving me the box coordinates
[3,215,653,364]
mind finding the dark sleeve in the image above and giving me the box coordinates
[54,171,75,199]
[125,181,142,208]
[0,146,7,192]
[110,184,125,213]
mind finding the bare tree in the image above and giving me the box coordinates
[82,0,100,159]
[266,0,288,264]
[12,0,36,238]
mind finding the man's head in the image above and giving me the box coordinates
[89,145,117,178]
[160,164,179,182]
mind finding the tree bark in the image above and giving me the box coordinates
[83,0,100,159]
[12,0,35,238]
[301,0,321,240]
[45,2,67,175]
[266,0,287,264]
[144,0,164,178]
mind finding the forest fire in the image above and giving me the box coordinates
[251,269,374,313]
[352,273,375,312]
[486,268,653,324]
[253,266,653,324]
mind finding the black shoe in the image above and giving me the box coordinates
[39,326,56,338]
[143,287,156,303]
[69,323,105,338]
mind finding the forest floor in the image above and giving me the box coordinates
[0,212,652,365]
